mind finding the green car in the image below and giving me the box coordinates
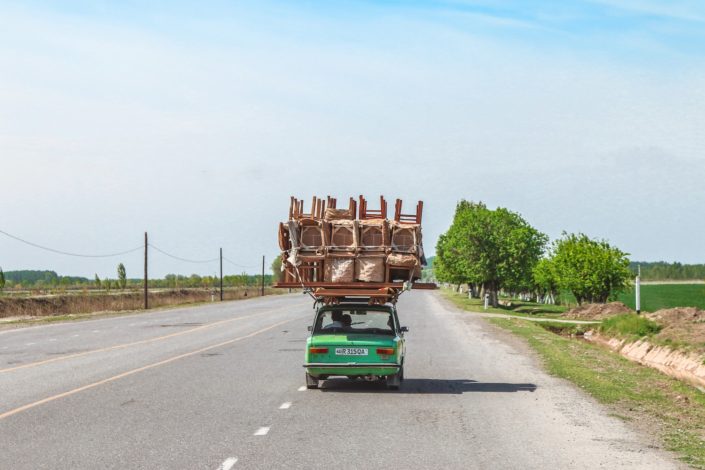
[304,303,407,390]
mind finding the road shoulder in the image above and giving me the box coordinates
[435,292,696,469]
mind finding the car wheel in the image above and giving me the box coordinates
[305,372,319,389]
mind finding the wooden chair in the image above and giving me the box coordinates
[394,199,423,224]
[359,195,387,220]
[290,196,326,220]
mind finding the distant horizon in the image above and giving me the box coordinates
[4,258,705,281]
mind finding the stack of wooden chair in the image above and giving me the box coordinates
[278,195,425,284]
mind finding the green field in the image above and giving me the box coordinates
[616,283,705,312]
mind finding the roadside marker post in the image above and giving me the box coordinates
[220,248,224,301]
[635,264,641,315]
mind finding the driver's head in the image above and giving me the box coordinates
[331,310,343,322]
[341,314,352,327]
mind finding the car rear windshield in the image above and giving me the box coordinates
[314,309,395,335]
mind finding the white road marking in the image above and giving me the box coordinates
[279,402,292,409]
[297,386,306,391]
[217,457,238,470]
[254,427,270,436]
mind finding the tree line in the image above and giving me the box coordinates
[629,262,705,281]
[434,200,632,307]
[0,267,273,291]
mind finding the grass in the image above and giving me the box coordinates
[490,317,705,468]
[599,313,662,340]
[617,284,705,312]
[441,287,568,319]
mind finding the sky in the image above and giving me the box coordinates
[1,0,704,278]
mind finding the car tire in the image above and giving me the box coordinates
[305,372,319,389]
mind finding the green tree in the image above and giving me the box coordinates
[435,200,547,306]
[549,232,632,304]
[270,256,282,283]
[0,267,5,291]
[533,258,558,303]
[94,273,102,289]
[117,263,127,290]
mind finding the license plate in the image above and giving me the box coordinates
[335,347,368,356]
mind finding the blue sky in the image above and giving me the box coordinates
[1,1,704,277]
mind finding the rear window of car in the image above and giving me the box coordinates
[314,309,395,335]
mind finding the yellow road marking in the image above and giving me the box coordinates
[0,317,297,421]
[0,309,285,374]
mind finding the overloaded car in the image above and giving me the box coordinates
[304,302,408,390]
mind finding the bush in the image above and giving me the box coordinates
[599,314,661,339]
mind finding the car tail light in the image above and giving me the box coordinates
[376,348,395,355]
[309,347,328,354]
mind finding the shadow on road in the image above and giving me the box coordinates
[319,378,537,394]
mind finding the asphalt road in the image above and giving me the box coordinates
[0,292,681,469]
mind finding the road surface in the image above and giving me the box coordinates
[0,292,681,469]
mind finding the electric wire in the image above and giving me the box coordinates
[222,256,257,269]
[1,227,257,270]
[148,243,220,264]
[0,229,142,258]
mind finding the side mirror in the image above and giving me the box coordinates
[307,326,312,332]
[401,326,409,333]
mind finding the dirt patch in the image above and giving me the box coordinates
[0,288,278,319]
[585,332,705,390]
[562,302,632,320]
[648,307,705,350]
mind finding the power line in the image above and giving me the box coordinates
[223,256,258,269]
[0,229,142,258]
[149,243,219,264]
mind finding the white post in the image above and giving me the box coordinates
[484,293,490,310]
[635,265,641,315]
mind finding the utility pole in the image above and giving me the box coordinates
[144,232,149,310]
[261,255,265,297]
[220,248,224,301]
[635,264,641,315]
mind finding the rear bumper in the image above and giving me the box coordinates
[304,363,400,368]
[304,363,400,378]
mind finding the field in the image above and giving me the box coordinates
[616,283,705,312]
[0,287,283,320]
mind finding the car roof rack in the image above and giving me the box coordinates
[311,287,401,306]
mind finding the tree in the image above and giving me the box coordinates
[270,256,283,283]
[117,263,127,290]
[548,232,631,304]
[94,274,102,289]
[435,200,547,306]
[0,267,5,291]
[533,258,558,303]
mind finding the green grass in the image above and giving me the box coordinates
[617,284,705,312]
[491,317,705,468]
[441,288,568,319]
[600,314,662,340]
